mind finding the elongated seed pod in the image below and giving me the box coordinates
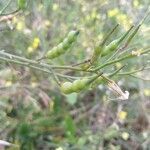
[125,24,141,46]
[60,72,103,94]
[81,24,119,70]
[46,30,79,59]
[60,82,74,94]
[101,26,134,56]
[73,74,102,92]
[101,39,119,56]
[91,24,119,64]
[72,78,89,92]
[61,79,89,94]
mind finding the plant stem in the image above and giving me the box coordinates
[92,48,150,71]
[117,67,150,75]
[0,0,12,15]
[101,24,119,46]
[0,51,92,72]
[0,56,52,74]
[0,55,83,80]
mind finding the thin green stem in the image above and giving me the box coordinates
[0,51,97,82]
[105,26,135,63]
[0,56,52,74]
[92,48,150,71]
[0,55,82,80]
[101,24,119,46]
[123,11,149,47]
[0,51,92,72]
[0,9,20,16]
[0,0,12,15]
[129,74,150,81]
[108,65,126,77]
[50,68,61,85]
[50,65,92,72]
[117,67,150,75]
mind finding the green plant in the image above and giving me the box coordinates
[45,30,79,59]
[61,72,102,94]
[0,1,150,149]
[18,0,27,10]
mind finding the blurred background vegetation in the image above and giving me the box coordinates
[0,0,149,149]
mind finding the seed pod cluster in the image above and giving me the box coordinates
[46,30,79,59]
[60,79,88,94]
[81,25,133,70]
[61,73,102,94]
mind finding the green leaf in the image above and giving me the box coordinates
[65,93,77,105]
[18,0,27,10]
[64,115,76,143]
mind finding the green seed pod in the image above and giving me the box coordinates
[62,38,70,49]
[72,73,102,93]
[56,43,64,54]
[102,39,119,56]
[72,78,89,92]
[46,30,79,59]
[101,26,133,56]
[81,24,120,70]
[45,47,59,59]
[18,0,27,10]
[60,82,73,94]
[67,30,79,43]
[60,72,103,94]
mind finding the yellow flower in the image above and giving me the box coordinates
[81,6,86,12]
[5,81,12,87]
[91,10,97,19]
[108,8,119,17]
[12,16,18,24]
[116,14,132,29]
[44,20,51,27]
[31,82,38,88]
[144,89,150,96]
[56,147,63,150]
[16,21,25,31]
[133,0,140,7]
[31,37,40,49]
[121,132,129,140]
[98,34,103,41]
[118,111,127,120]
[27,46,34,53]
[38,4,43,11]
[52,4,59,11]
